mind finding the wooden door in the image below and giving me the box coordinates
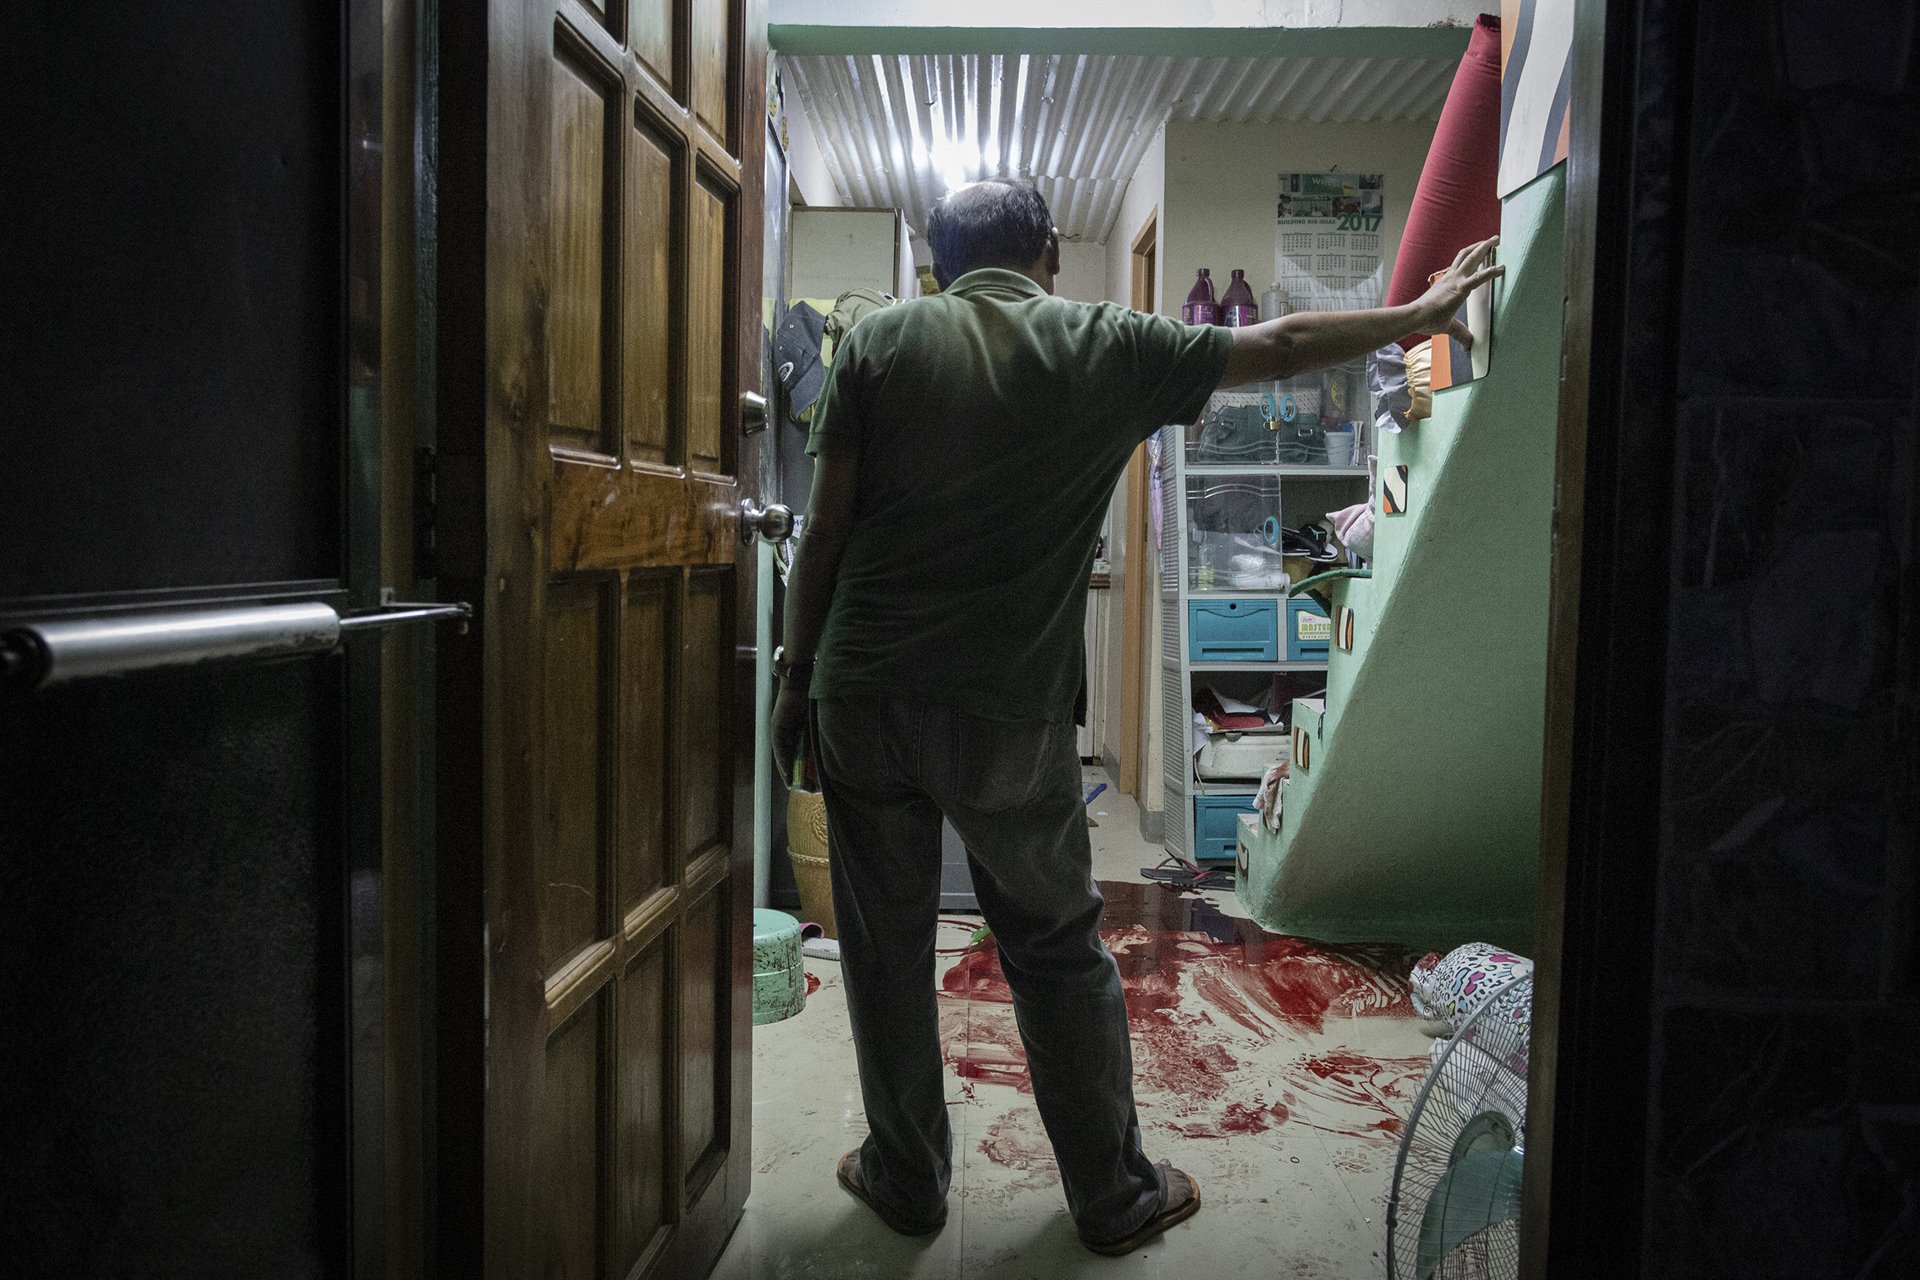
[437,0,766,1274]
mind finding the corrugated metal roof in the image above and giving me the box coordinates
[783,53,1454,243]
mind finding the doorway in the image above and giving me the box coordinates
[734,32,1549,1280]
[9,4,1898,1276]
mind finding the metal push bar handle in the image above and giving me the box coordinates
[0,600,471,695]
[336,603,471,635]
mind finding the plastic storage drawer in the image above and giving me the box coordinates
[1188,599,1279,663]
[1194,794,1258,862]
[1195,728,1291,781]
[1286,597,1332,661]
[1185,474,1286,593]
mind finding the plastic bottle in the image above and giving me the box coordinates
[1182,269,1220,327]
[1261,284,1290,322]
[1221,269,1258,327]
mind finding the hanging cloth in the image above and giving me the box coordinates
[1385,14,1503,349]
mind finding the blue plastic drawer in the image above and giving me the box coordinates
[1286,597,1332,661]
[1188,599,1279,663]
[1194,795,1258,862]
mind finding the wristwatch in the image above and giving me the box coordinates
[772,646,814,682]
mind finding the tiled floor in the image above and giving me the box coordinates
[712,769,1432,1280]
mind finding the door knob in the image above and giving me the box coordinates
[739,499,794,544]
[741,390,769,434]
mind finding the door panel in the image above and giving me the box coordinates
[630,0,674,87]
[680,884,729,1181]
[689,175,734,473]
[550,48,617,454]
[691,0,735,142]
[620,575,674,910]
[454,0,766,1273]
[2,4,344,600]
[541,999,607,1277]
[682,570,732,860]
[543,578,613,975]
[625,114,678,465]
[615,933,673,1268]
[2,663,343,1274]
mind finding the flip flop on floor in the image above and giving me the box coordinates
[1082,1163,1202,1256]
[836,1150,947,1236]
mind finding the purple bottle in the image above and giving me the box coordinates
[1221,269,1259,327]
[1182,268,1220,327]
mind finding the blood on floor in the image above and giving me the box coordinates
[940,880,1430,1166]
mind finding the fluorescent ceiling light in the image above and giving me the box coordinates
[929,137,982,192]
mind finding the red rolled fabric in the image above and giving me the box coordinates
[1388,13,1503,348]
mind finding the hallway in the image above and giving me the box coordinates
[717,771,1432,1279]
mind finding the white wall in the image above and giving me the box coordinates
[1053,240,1109,304]
[1160,117,1439,320]
[1105,126,1168,318]
[790,208,906,301]
[781,67,841,208]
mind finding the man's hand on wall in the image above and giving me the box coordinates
[1408,236,1504,347]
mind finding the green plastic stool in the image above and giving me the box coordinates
[751,908,807,1026]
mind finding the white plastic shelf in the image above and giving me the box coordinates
[1185,464,1370,477]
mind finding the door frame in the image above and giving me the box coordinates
[1118,210,1158,798]
[1523,0,1665,1272]
[373,0,436,1271]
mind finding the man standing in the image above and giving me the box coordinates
[772,180,1500,1254]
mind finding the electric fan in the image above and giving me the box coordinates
[1385,971,1532,1280]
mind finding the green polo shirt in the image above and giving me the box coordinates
[806,267,1232,723]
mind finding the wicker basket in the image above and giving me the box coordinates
[784,788,837,939]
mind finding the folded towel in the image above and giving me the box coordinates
[1327,501,1373,560]
[1256,760,1289,831]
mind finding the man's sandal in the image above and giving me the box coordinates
[836,1150,948,1236]
[1082,1164,1201,1256]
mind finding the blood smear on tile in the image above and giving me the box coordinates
[941,882,1420,1036]
[1276,1051,1430,1140]
[976,1110,1060,1185]
[1170,1098,1292,1139]
[944,881,1427,1156]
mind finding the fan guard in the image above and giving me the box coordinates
[1385,972,1532,1280]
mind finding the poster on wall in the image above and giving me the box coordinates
[1498,0,1574,197]
[1274,173,1387,313]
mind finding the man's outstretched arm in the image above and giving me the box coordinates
[1219,235,1503,389]
[771,446,859,782]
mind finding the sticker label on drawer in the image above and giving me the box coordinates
[1296,610,1332,642]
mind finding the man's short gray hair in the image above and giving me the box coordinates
[925,180,1054,289]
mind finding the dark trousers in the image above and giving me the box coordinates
[813,695,1165,1242]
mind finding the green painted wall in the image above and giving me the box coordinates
[1238,168,1567,950]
